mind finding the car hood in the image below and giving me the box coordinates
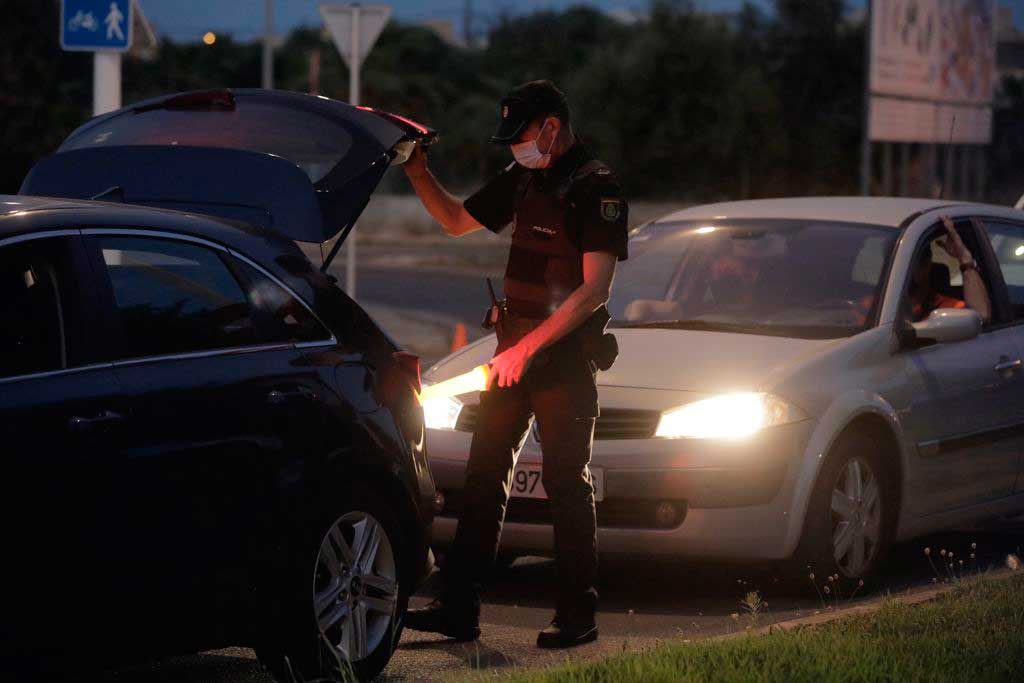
[19,88,434,247]
[426,328,834,394]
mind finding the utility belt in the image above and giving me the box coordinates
[481,281,618,372]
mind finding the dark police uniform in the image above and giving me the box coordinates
[441,140,629,628]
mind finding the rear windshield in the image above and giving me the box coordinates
[60,96,355,183]
[609,219,898,339]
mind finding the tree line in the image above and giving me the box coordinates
[3,0,1022,202]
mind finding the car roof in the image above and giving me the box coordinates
[653,197,991,228]
[0,194,319,297]
[0,194,268,242]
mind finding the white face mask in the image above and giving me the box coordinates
[511,120,555,169]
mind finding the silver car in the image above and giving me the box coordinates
[421,197,1024,578]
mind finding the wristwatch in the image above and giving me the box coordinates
[960,259,978,274]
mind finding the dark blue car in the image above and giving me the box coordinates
[2,89,437,681]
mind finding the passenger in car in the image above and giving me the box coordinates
[908,216,992,325]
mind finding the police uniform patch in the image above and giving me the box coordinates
[600,198,622,221]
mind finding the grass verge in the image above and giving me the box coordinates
[473,573,1024,682]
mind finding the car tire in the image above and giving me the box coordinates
[794,431,895,581]
[256,491,409,682]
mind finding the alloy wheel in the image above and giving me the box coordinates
[313,511,399,664]
[829,457,882,577]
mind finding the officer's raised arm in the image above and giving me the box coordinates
[402,144,484,237]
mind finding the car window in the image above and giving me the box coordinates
[982,220,1024,321]
[232,258,332,344]
[902,221,998,324]
[96,237,258,359]
[0,238,73,378]
[608,220,897,339]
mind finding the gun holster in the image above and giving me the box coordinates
[588,332,619,372]
[578,307,618,372]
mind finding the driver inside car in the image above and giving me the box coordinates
[908,216,992,325]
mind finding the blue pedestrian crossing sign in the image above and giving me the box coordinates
[61,0,132,51]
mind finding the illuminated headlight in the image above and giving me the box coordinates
[421,384,463,431]
[654,392,806,440]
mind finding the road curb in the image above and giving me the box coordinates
[711,567,1020,642]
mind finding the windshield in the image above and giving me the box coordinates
[608,219,897,339]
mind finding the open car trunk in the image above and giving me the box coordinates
[20,89,435,264]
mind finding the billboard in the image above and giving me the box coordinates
[868,0,996,144]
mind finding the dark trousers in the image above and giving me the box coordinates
[442,352,600,621]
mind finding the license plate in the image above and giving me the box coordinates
[510,464,604,502]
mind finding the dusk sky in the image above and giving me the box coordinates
[138,0,821,42]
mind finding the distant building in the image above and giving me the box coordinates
[996,3,1019,40]
[422,19,465,48]
[997,3,1024,83]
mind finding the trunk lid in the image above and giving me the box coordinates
[19,88,434,250]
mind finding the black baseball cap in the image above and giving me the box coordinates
[489,80,569,144]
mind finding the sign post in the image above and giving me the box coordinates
[863,0,996,199]
[61,0,133,116]
[320,3,392,300]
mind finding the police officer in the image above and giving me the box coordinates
[402,80,628,648]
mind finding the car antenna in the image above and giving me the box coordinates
[937,115,956,200]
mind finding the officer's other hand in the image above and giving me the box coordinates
[487,342,534,388]
[403,144,429,179]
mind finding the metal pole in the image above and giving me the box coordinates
[960,144,970,200]
[899,143,910,197]
[943,144,954,199]
[860,0,873,196]
[262,0,274,89]
[927,143,937,197]
[977,146,987,202]
[882,142,893,195]
[93,51,122,116]
[345,5,361,299]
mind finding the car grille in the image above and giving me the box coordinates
[455,405,660,440]
[439,490,686,530]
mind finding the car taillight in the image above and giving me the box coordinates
[392,351,421,394]
[375,352,421,412]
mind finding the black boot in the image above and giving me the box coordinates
[404,598,481,642]
[536,617,598,649]
[537,592,598,649]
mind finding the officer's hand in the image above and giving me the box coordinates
[402,144,429,179]
[487,342,535,389]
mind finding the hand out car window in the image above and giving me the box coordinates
[982,220,1024,321]
[96,237,258,359]
[608,220,896,339]
[231,258,332,344]
[902,222,995,324]
[0,239,71,378]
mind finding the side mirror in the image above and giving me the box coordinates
[908,308,982,345]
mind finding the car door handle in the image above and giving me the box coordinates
[267,387,319,405]
[994,359,1022,373]
[68,410,125,432]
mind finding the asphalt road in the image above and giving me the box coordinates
[332,265,495,328]
[84,528,1022,683]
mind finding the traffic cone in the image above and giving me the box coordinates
[451,322,468,352]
